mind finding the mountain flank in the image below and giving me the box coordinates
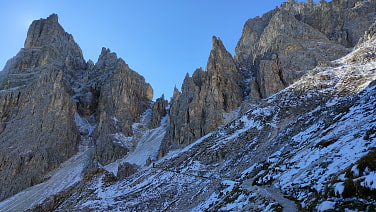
[0,0,375,211]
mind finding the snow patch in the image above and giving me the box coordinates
[74,113,96,137]
[361,171,376,190]
[334,182,345,197]
[351,165,360,177]
[317,201,336,212]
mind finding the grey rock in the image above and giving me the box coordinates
[149,94,168,129]
[0,13,155,201]
[0,14,84,201]
[91,48,153,165]
[162,37,244,153]
[0,69,80,201]
[117,162,138,179]
[235,0,375,100]
[102,171,118,183]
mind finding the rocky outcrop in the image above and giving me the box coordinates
[281,0,376,47]
[0,14,85,200]
[117,162,139,179]
[0,13,154,201]
[149,95,168,129]
[89,48,153,165]
[344,22,376,64]
[0,14,87,92]
[49,25,376,211]
[161,37,244,153]
[235,0,376,100]
[356,21,376,48]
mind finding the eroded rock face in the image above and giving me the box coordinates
[91,48,154,165]
[0,14,83,200]
[0,14,87,92]
[161,37,244,154]
[149,95,168,129]
[0,13,154,201]
[235,0,376,100]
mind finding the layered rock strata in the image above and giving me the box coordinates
[161,0,376,154]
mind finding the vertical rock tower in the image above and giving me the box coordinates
[0,14,83,201]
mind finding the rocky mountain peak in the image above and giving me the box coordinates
[1,13,86,90]
[88,47,153,164]
[98,47,117,61]
[161,35,244,153]
[210,36,226,55]
[207,36,239,77]
[93,47,122,73]
[0,13,83,201]
[24,13,59,48]
[25,14,76,49]
[0,13,154,201]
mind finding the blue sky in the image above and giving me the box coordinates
[0,0,315,100]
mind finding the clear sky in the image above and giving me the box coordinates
[0,0,315,100]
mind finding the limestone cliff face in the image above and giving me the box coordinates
[235,0,376,101]
[0,2,375,207]
[149,95,168,129]
[0,14,81,201]
[0,14,154,201]
[161,37,244,154]
[0,14,87,92]
[91,48,153,165]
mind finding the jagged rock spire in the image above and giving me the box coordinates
[2,13,86,79]
[25,14,80,51]
[162,35,244,152]
[25,14,58,48]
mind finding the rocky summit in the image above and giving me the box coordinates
[0,1,376,211]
